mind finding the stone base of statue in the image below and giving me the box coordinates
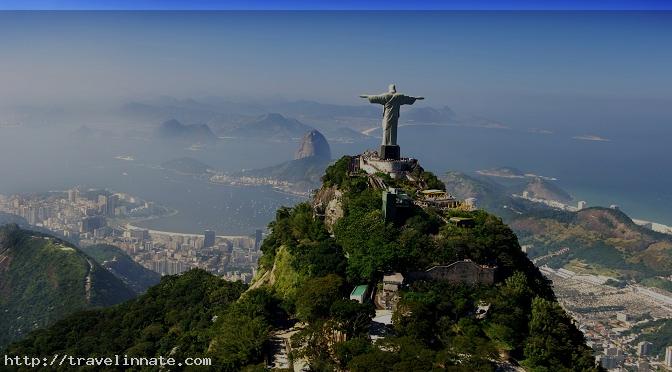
[380,145,400,160]
[358,150,418,179]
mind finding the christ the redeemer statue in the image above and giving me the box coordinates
[360,84,424,160]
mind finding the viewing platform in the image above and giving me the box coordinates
[357,150,419,179]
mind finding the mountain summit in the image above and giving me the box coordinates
[294,129,331,160]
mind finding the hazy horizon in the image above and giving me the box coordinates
[1,10,672,227]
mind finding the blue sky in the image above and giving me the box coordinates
[1,1,672,10]
[1,11,670,111]
[0,8,669,148]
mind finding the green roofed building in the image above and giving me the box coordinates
[349,284,369,303]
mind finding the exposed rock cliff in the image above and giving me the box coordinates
[294,129,331,160]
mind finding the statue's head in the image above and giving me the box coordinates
[388,84,396,93]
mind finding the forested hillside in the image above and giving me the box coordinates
[6,157,599,371]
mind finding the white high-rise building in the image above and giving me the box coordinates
[665,345,672,367]
[577,200,587,210]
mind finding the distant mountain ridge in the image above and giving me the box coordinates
[156,119,216,142]
[404,105,456,123]
[511,207,672,280]
[223,113,314,140]
[441,171,672,284]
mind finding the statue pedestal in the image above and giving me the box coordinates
[380,145,400,160]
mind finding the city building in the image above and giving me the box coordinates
[204,229,215,248]
[68,188,79,203]
[382,187,412,222]
[521,244,535,255]
[463,197,477,210]
[616,312,630,323]
[577,200,587,210]
[598,354,624,369]
[380,273,404,310]
[449,217,475,228]
[80,215,106,233]
[254,229,263,250]
[636,360,650,372]
[106,194,118,217]
[98,194,108,215]
[414,189,461,210]
[665,345,672,367]
[637,341,653,357]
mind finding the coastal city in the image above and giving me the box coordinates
[540,265,672,371]
[517,193,672,371]
[209,173,307,196]
[0,188,261,282]
[3,183,672,369]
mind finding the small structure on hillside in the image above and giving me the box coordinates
[380,272,404,310]
[463,197,477,210]
[449,217,475,228]
[408,260,496,285]
[476,302,491,319]
[382,187,412,222]
[358,150,419,179]
[350,284,370,304]
[415,189,461,210]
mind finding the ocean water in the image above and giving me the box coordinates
[0,123,670,234]
[394,125,672,225]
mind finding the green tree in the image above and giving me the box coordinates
[334,208,401,281]
[295,274,344,322]
[330,299,375,337]
[333,337,372,369]
[523,297,599,371]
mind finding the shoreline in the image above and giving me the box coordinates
[124,222,251,240]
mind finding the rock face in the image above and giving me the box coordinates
[294,130,331,160]
[312,185,343,232]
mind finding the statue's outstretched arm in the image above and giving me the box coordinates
[363,94,387,104]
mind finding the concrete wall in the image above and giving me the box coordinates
[408,260,496,285]
[359,156,417,176]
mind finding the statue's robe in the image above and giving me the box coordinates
[367,93,418,146]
